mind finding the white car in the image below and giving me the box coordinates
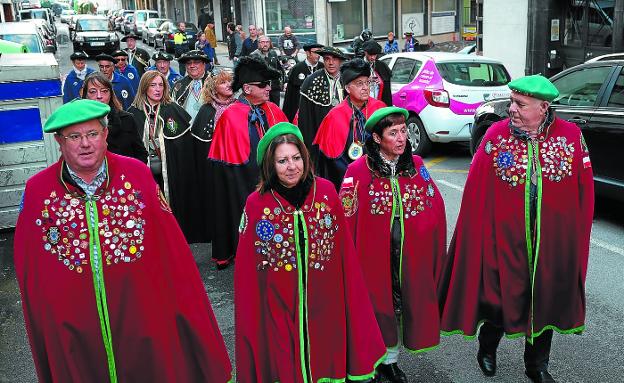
[379,52,512,155]
[60,9,76,24]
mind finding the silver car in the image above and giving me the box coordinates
[142,18,169,46]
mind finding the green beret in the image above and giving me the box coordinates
[364,106,409,132]
[508,74,559,102]
[257,122,304,165]
[44,99,110,133]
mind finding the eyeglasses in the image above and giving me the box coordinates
[350,80,371,88]
[247,81,271,89]
[59,129,104,143]
[117,58,127,62]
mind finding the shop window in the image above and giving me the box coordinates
[264,0,316,35]
[331,0,364,42]
[371,1,394,37]
[433,0,455,12]
[403,0,425,13]
[564,0,614,47]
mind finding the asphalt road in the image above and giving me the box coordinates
[1,23,623,383]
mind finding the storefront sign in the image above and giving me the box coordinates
[551,19,560,41]
[431,11,456,35]
[402,13,424,36]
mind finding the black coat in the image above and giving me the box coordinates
[171,71,211,108]
[372,59,393,107]
[106,108,148,163]
[282,60,324,122]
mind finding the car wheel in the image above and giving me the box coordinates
[406,115,432,157]
[470,120,493,156]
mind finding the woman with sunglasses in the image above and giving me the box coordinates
[81,72,147,163]
[127,70,203,243]
[208,56,287,269]
[190,71,236,243]
[235,122,386,383]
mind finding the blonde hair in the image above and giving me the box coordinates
[132,70,172,107]
[201,71,233,104]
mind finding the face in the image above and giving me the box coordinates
[306,48,321,65]
[85,80,111,105]
[284,27,292,36]
[199,33,206,41]
[374,122,408,159]
[55,120,109,178]
[179,23,186,31]
[146,75,164,104]
[243,81,271,105]
[98,60,115,78]
[323,55,342,76]
[508,91,549,130]
[186,59,206,79]
[274,142,304,188]
[73,58,86,71]
[258,37,270,52]
[249,25,257,37]
[388,32,394,41]
[155,59,170,74]
[125,37,136,49]
[215,80,233,99]
[364,51,377,62]
[345,76,370,104]
[114,55,127,70]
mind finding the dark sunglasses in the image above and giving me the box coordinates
[247,80,271,89]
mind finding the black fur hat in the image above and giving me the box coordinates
[340,58,371,85]
[232,56,281,92]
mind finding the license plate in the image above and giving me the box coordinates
[91,42,105,46]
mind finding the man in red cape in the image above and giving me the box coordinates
[437,75,594,383]
[15,99,233,383]
[313,58,385,190]
[208,56,287,268]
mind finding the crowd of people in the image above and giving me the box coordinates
[16,23,595,383]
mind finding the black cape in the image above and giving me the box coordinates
[282,60,324,122]
[172,72,211,107]
[298,70,343,148]
[127,103,207,243]
[371,60,393,106]
[125,47,150,76]
[106,107,148,163]
[189,103,218,243]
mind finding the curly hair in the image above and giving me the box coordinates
[201,70,233,104]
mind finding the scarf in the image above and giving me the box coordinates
[74,66,88,81]
[211,96,236,124]
[348,98,368,144]
[240,96,268,137]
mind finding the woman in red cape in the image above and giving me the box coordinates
[437,75,594,383]
[339,107,446,382]
[235,122,386,382]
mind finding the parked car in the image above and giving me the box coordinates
[51,1,70,16]
[142,18,169,46]
[134,10,159,35]
[379,52,512,155]
[115,10,134,32]
[585,52,624,63]
[22,19,57,53]
[0,22,51,53]
[60,9,75,24]
[471,60,624,201]
[19,8,56,35]
[122,14,135,35]
[72,15,120,55]
[156,21,198,54]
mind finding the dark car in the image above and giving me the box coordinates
[155,21,198,54]
[471,61,624,201]
[72,15,120,55]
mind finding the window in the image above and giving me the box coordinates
[436,62,511,86]
[391,58,421,84]
[403,0,425,13]
[433,0,455,12]
[607,69,624,108]
[551,66,612,107]
[264,0,315,35]
[331,0,363,42]
[371,1,394,36]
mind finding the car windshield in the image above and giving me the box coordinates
[77,19,109,31]
[436,62,511,86]
[30,10,47,19]
[147,19,166,28]
[137,12,158,22]
[0,34,40,52]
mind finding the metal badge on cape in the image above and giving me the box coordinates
[348,142,363,160]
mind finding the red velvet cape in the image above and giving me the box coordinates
[438,118,594,342]
[235,177,386,382]
[340,156,446,352]
[208,100,287,165]
[312,98,386,159]
[14,153,232,382]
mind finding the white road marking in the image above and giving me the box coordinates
[591,238,624,257]
[437,179,465,192]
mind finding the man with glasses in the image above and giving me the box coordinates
[282,43,324,122]
[111,50,140,93]
[313,58,386,189]
[95,53,135,110]
[14,99,233,383]
[122,33,150,76]
[62,51,95,104]
[172,50,212,123]
[208,56,287,269]
[297,46,347,148]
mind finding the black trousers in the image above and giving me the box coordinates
[390,217,402,316]
[479,322,553,372]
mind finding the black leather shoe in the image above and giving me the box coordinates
[377,363,408,383]
[525,370,556,383]
[477,349,497,377]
